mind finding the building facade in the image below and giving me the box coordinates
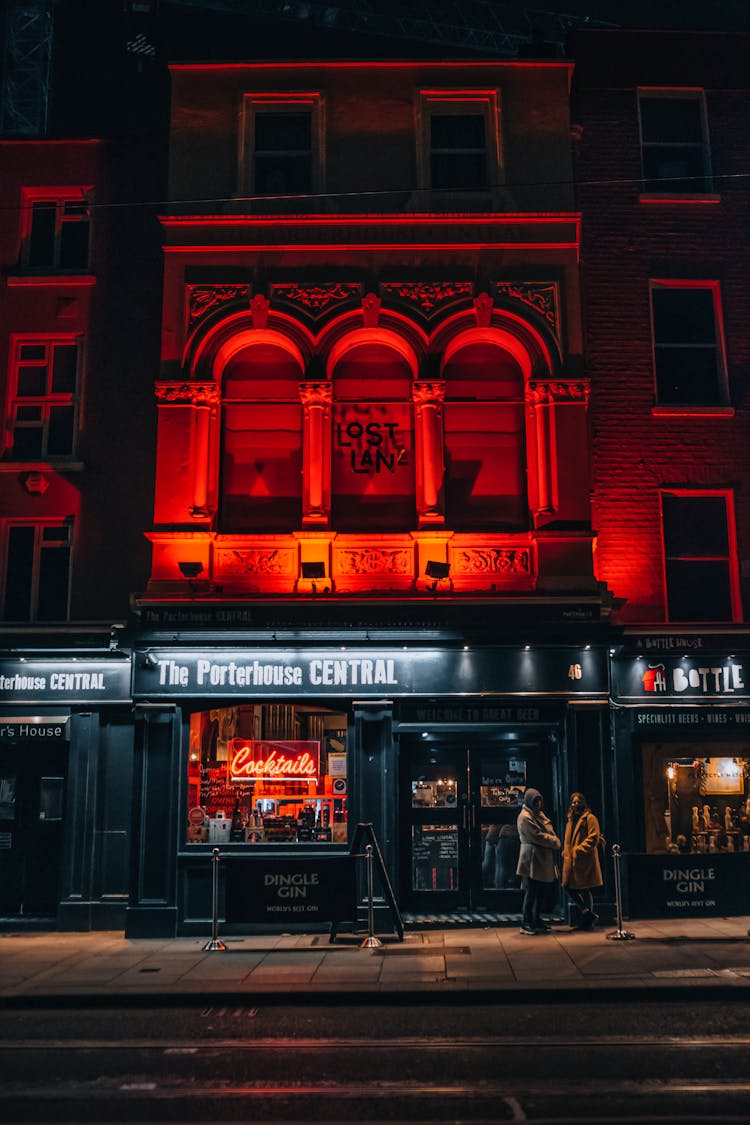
[573,30,750,917]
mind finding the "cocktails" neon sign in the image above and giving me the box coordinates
[229,740,319,782]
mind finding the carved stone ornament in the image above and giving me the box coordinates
[271,283,360,316]
[412,380,446,405]
[494,282,559,334]
[250,293,270,329]
[187,284,250,326]
[361,292,381,327]
[214,548,293,577]
[473,292,494,327]
[454,548,531,576]
[155,382,220,405]
[336,548,412,576]
[299,382,333,407]
[380,281,473,316]
[526,380,590,406]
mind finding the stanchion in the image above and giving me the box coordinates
[203,846,227,951]
[361,843,383,948]
[606,843,635,941]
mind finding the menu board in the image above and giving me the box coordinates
[412,824,459,892]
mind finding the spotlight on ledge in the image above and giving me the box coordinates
[178,561,204,579]
[300,562,326,579]
[142,651,158,669]
[425,560,450,580]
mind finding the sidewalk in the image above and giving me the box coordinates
[2,916,750,1003]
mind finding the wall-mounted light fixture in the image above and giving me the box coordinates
[178,561,204,579]
[142,651,158,669]
[425,560,450,592]
[300,562,326,580]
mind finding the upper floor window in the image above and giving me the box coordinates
[638,91,712,194]
[661,492,739,623]
[650,282,726,406]
[22,191,91,271]
[419,91,500,202]
[240,95,322,211]
[3,522,72,622]
[4,338,80,460]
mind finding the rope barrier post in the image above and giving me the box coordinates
[361,843,383,948]
[606,843,635,942]
[203,846,227,951]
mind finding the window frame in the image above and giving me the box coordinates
[649,280,728,409]
[20,188,92,272]
[417,89,502,204]
[4,335,82,462]
[238,93,324,203]
[659,489,741,624]
[637,88,714,199]
[2,520,73,623]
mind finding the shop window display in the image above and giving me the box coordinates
[186,703,348,845]
[642,743,750,855]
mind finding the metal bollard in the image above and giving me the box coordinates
[606,843,635,941]
[361,843,383,948]
[203,846,227,951]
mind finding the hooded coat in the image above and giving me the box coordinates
[562,806,603,890]
[516,789,561,883]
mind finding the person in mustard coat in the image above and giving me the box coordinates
[562,792,603,930]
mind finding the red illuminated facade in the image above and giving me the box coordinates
[4,21,750,936]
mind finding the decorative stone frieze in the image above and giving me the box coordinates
[154,382,219,405]
[380,281,473,316]
[453,548,531,576]
[187,284,250,326]
[214,548,295,577]
[271,282,360,316]
[494,282,559,334]
[335,548,412,575]
[526,380,590,406]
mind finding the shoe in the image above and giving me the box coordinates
[535,923,552,933]
[519,925,537,935]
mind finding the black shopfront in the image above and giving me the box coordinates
[611,636,750,920]
[0,649,133,930]
[127,631,611,937]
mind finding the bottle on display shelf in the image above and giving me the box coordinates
[725,806,733,831]
[230,801,244,842]
[692,806,700,832]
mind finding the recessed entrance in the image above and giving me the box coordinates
[399,734,559,915]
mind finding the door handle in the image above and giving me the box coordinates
[471,805,476,829]
[462,804,468,830]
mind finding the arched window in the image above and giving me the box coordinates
[330,337,416,531]
[220,341,302,531]
[442,340,527,530]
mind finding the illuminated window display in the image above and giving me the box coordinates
[642,743,750,855]
[186,703,348,845]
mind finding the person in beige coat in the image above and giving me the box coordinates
[516,788,561,935]
[562,792,603,930]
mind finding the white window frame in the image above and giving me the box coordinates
[637,88,714,198]
[4,335,82,461]
[20,187,92,271]
[660,489,741,624]
[649,280,728,409]
[417,89,502,205]
[238,93,324,201]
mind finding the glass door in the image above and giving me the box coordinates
[400,737,558,914]
[0,745,67,916]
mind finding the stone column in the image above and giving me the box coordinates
[153,382,218,524]
[300,382,332,527]
[413,380,446,528]
[526,380,590,523]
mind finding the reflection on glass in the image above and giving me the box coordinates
[411,778,458,808]
[0,777,16,821]
[480,755,526,807]
[412,824,459,891]
[39,776,64,821]
[481,822,521,889]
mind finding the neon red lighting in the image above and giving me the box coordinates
[230,740,320,782]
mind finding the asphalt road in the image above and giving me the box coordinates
[2,997,750,1123]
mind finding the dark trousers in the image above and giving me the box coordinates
[567,887,594,914]
[522,878,546,928]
